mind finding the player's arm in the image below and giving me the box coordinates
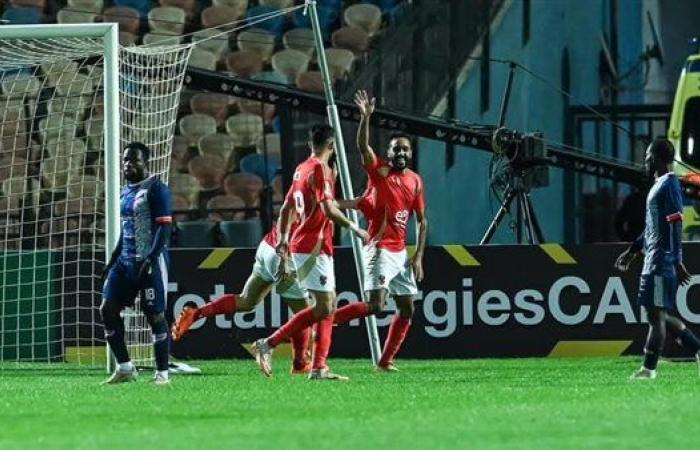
[614,232,643,272]
[666,181,689,285]
[335,197,362,210]
[139,183,173,281]
[354,89,377,167]
[412,183,428,282]
[320,199,368,243]
[276,197,296,254]
[101,230,123,283]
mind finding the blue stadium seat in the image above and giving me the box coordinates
[2,7,42,25]
[239,153,280,183]
[219,219,263,247]
[247,6,286,38]
[292,6,338,37]
[252,71,288,85]
[175,221,217,248]
[112,0,151,17]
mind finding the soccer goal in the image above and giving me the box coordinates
[0,23,191,368]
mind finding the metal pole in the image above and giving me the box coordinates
[306,0,382,364]
[103,24,121,373]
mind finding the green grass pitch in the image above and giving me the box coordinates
[1,357,700,450]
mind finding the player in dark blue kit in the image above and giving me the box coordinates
[616,139,700,380]
[101,142,173,385]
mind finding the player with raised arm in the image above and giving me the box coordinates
[100,142,173,385]
[331,90,429,372]
[251,124,369,380]
[615,138,700,379]
[170,219,314,374]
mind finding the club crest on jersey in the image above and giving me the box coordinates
[320,275,327,286]
[378,274,386,285]
[293,171,301,181]
[395,210,409,228]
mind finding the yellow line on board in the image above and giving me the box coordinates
[198,248,235,269]
[442,245,480,266]
[548,340,633,357]
[540,243,577,264]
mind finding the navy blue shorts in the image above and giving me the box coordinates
[102,256,169,314]
[637,273,677,311]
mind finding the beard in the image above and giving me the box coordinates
[392,155,408,169]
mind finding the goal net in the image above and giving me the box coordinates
[0,24,191,368]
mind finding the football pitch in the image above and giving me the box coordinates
[2,357,699,450]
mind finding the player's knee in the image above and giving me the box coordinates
[99,300,120,324]
[236,295,255,313]
[146,312,168,335]
[397,301,414,318]
[313,300,334,319]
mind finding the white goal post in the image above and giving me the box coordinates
[0,23,190,368]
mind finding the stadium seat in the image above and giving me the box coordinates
[259,0,293,9]
[83,117,103,151]
[325,48,355,79]
[190,93,232,126]
[256,132,282,160]
[212,0,248,16]
[237,29,276,63]
[148,6,186,34]
[246,6,286,38]
[223,172,263,207]
[344,3,382,35]
[142,32,183,46]
[179,114,217,146]
[47,96,90,121]
[171,193,191,222]
[219,219,263,247]
[271,49,310,85]
[175,221,217,248]
[225,113,264,148]
[111,0,151,17]
[54,73,94,98]
[169,172,200,203]
[102,7,140,34]
[38,117,78,144]
[67,0,104,14]
[252,70,288,85]
[119,31,139,46]
[0,157,28,186]
[201,5,243,29]
[331,26,370,54]
[292,6,337,36]
[206,194,246,221]
[239,152,280,182]
[1,6,42,25]
[296,70,326,93]
[188,47,218,71]
[225,50,264,78]
[159,0,196,19]
[237,99,276,124]
[191,28,231,60]
[1,74,41,99]
[188,154,227,191]
[198,133,236,163]
[9,0,46,9]
[171,135,191,173]
[283,27,315,58]
[56,8,97,24]
[41,60,79,87]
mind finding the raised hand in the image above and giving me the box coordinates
[354,90,376,117]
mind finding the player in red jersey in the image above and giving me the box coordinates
[332,90,429,372]
[170,219,315,373]
[252,124,369,380]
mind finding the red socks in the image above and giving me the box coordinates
[379,315,412,367]
[290,326,311,368]
[268,307,316,348]
[312,316,334,370]
[198,294,237,318]
[333,302,370,325]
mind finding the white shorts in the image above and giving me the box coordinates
[363,246,418,296]
[292,252,335,293]
[252,241,307,299]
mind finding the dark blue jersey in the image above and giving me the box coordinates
[118,175,172,263]
[641,173,683,275]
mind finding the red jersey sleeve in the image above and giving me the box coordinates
[363,153,383,180]
[311,162,334,203]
